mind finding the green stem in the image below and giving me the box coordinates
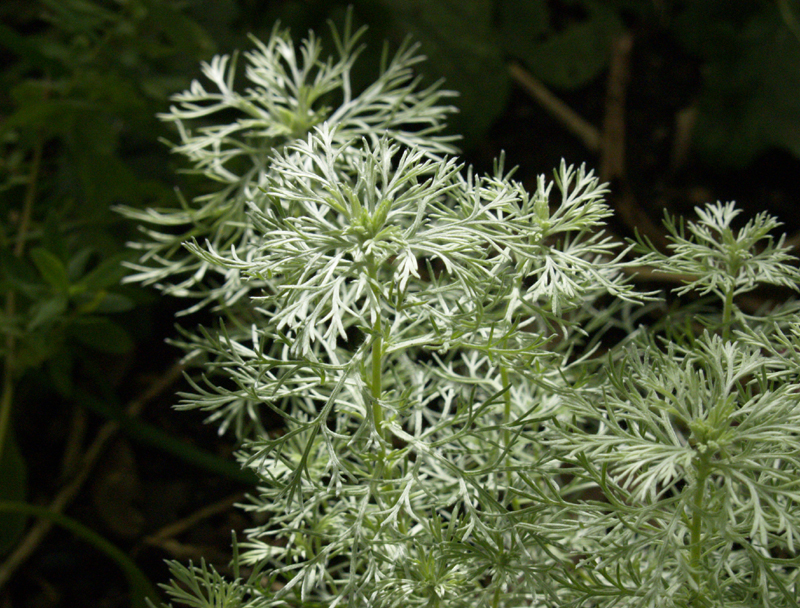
[721,286,734,341]
[499,364,521,512]
[492,584,502,608]
[689,457,711,594]
[500,365,513,486]
[365,258,393,512]
[78,390,258,484]
[371,314,384,441]
[501,366,511,452]
[0,357,14,479]
[0,134,44,462]
[0,501,159,607]
[367,257,385,442]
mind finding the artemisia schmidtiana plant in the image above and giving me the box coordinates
[121,14,800,608]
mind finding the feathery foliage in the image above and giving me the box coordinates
[124,17,800,608]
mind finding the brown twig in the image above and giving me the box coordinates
[670,105,698,171]
[595,34,669,250]
[0,361,185,589]
[59,407,88,481]
[508,62,601,152]
[142,538,231,564]
[139,492,244,555]
[600,33,633,182]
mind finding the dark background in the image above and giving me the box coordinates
[2,1,800,606]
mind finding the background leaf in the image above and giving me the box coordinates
[26,295,68,331]
[365,0,511,145]
[68,317,133,354]
[497,0,623,90]
[29,248,69,293]
[675,2,800,166]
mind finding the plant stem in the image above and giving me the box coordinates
[721,286,734,341]
[499,314,520,510]
[0,501,159,607]
[501,366,511,451]
[492,584,502,608]
[371,314,384,441]
[500,364,514,503]
[367,257,385,442]
[0,134,44,462]
[0,358,14,467]
[689,456,711,597]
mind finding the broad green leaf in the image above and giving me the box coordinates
[47,352,75,397]
[72,289,132,314]
[143,1,215,56]
[503,0,623,90]
[29,248,70,293]
[672,0,760,58]
[37,0,124,34]
[495,0,550,58]
[0,22,65,75]
[78,391,258,485]
[0,249,37,291]
[69,113,143,211]
[66,248,94,282]
[74,253,130,293]
[68,317,133,354]
[27,296,68,331]
[369,0,510,145]
[674,2,800,166]
[0,90,91,140]
[83,292,136,314]
[15,326,64,370]
[41,212,69,264]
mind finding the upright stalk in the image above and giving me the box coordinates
[501,365,511,435]
[367,256,385,445]
[0,134,44,462]
[371,315,384,441]
[721,286,735,341]
[492,584,502,608]
[500,365,512,479]
[689,455,711,599]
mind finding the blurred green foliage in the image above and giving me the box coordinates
[0,0,216,377]
[0,0,217,559]
[674,0,800,165]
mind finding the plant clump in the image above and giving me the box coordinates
[122,15,800,608]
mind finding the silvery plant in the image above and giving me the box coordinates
[120,16,800,608]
